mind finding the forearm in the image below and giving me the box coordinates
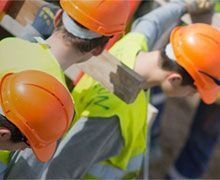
[132,2,186,50]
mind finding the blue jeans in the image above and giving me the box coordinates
[150,88,220,179]
[171,101,220,178]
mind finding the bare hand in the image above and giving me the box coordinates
[185,0,215,14]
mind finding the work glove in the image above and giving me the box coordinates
[184,0,215,14]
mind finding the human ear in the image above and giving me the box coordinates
[168,73,182,86]
[91,46,104,56]
[0,128,11,141]
[54,9,63,28]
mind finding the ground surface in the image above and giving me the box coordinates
[149,97,220,179]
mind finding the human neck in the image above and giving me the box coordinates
[46,33,91,70]
[134,50,169,89]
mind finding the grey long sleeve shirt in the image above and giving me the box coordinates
[5,2,186,179]
[132,1,186,50]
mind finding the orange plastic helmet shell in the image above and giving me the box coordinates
[171,23,220,104]
[60,0,130,36]
[0,70,74,162]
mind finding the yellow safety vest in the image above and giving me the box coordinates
[0,37,66,175]
[72,32,149,179]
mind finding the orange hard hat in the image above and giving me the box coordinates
[171,23,220,104]
[0,70,74,162]
[60,0,130,36]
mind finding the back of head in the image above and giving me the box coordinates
[171,23,220,104]
[60,0,130,36]
[0,70,74,162]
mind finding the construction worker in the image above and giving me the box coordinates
[0,0,129,177]
[166,2,220,178]
[5,0,216,179]
[0,70,73,178]
[0,0,130,76]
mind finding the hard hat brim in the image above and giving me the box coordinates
[195,79,220,104]
[31,141,57,162]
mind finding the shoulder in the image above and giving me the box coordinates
[109,32,148,68]
[0,37,36,53]
[0,37,30,46]
[110,32,147,51]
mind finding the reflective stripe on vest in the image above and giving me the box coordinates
[73,32,149,178]
[86,153,144,179]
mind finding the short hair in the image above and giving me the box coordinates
[160,48,195,87]
[55,18,111,53]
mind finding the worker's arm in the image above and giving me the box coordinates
[132,0,214,50]
[131,2,186,50]
[43,116,123,179]
[5,116,122,179]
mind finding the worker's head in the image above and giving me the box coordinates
[53,0,130,58]
[0,70,74,162]
[158,23,220,104]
